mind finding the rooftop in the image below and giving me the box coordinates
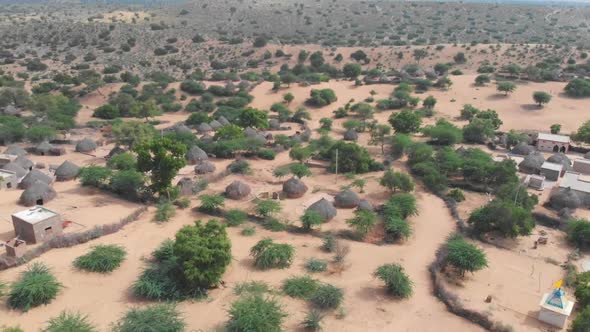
[12,206,59,224]
[537,133,571,144]
[0,169,16,179]
[574,158,590,166]
[0,154,17,161]
[541,161,563,172]
[560,172,590,193]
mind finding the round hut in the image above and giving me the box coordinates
[225,180,251,200]
[195,161,216,174]
[511,142,535,156]
[548,153,572,165]
[15,156,34,171]
[334,190,361,208]
[244,127,257,137]
[357,199,373,211]
[549,188,582,210]
[19,180,57,206]
[197,123,213,134]
[107,146,126,159]
[269,119,280,130]
[174,124,193,135]
[177,177,194,196]
[36,141,54,156]
[585,152,590,160]
[200,134,214,143]
[218,116,230,126]
[343,129,358,141]
[518,152,545,174]
[282,177,308,198]
[19,170,53,189]
[55,160,80,181]
[2,162,27,178]
[4,145,27,157]
[307,198,337,221]
[76,138,97,153]
[186,146,208,165]
[209,120,222,130]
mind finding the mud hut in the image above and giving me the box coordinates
[19,180,57,206]
[357,199,374,211]
[518,152,545,174]
[585,152,590,160]
[174,124,193,135]
[218,116,230,126]
[35,141,54,156]
[55,160,80,181]
[307,198,337,221]
[209,120,222,130]
[334,190,361,208]
[343,129,358,141]
[15,156,34,171]
[76,138,97,153]
[4,145,27,157]
[200,134,214,143]
[244,127,257,137]
[269,119,280,130]
[197,123,213,134]
[511,142,535,156]
[282,177,308,198]
[186,146,208,165]
[177,177,194,196]
[19,170,53,189]
[195,161,216,174]
[2,162,27,178]
[549,188,582,210]
[225,180,251,200]
[547,153,573,171]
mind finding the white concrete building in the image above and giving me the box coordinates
[538,288,574,329]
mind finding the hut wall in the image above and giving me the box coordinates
[12,214,63,244]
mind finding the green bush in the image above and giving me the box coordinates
[113,304,185,332]
[199,194,225,213]
[234,281,272,296]
[310,284,343,309]
[574,271,590,308]
[282,275,320,299]
[227,159,251,174]
[74,245,127,273]
[227,294,287,332]
[257,148,276,160]
[447,188,465,202]
[301,310,324,331]
[567,218,590,249]
[107,152,137,170]
[445,235,488,277]
[373,263,413,298]
[305,258,328,273]
[570,305,590,332]
[8,263,62,311]
[155,201,176,222]
[321,234,337,252]
[255,199,282,217]
[346,209,377,238]
[225,209,248,226]
[241,226,256,236]
[43,311,97,332]
[250,238,294,269]
[174,197,190,209]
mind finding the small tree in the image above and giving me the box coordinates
[199,194,225,213]
[289,146,313,163]
[250,238,294,269]
[380,169,414,193]
[369,124,391,155]
[255,199,282,218]
[290,163,312,178]
[351,178,366,193]
[373,263,413,298]
[388,109,422,134]
[79,166,112,188]
[570,306,590,332]
[445,234,488,277]
[550,124,561,134]
[496,81,516,96]
[474,74,491,86]
[533,91,552,107]
[283,93,294,104]
[346,209,377,238]
[319,118,333,130]
[413,49,428,63]
[135,137,186,199]
[301,210,323,231]
[343,63,362,79]
[423,96,437,109]
[113,304,185,332]
[567,218,590,249]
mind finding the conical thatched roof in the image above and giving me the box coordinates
[307,198,337,221]
[244,127,257,137]
[511,142,535,156]
[197,122,212,133]
[584,152,590,160]
[177,177,194,196]
[282,177,308,198]
[195,161,215,174]
[55,160,80,181]
[343,129,358,141]
[2,162,27,178]
[186,146,208,165]
[19,180,57,206]
[547,153,571,166]
[4,145,27,157]
[357,199,373,211]
[107,146,126,159]
[200,134,214,143]
[76,138,97,153]
[209,120,222,130]
[518,152,545,174]
[269,119,280,130]
[14,156,34,170]
[334,190,360,208]
[549,188,582,210]
[225,180,251,200]
[218,116,230,126]
[36,141,54,155]
[19,170,53,189]
[174,124,193,135]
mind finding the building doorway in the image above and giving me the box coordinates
[553,145,559,152]
[36,199,43,205]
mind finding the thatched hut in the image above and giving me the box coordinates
[269,119,280,130]
[218,116,230,126]
[225,180,251,200]
[15,156,34,171]
[511,142,535,156]
[4,145,27,157]
[36,141,54,156]
[584,152,590,160]
[174,124,193,135]
[307,198,337,221]
[19,170,53,189]
[334,190,360,208]
[55,160,80,181]
[343,129,358,141]
[547,153,571,166]
[177,177,194,196]
[2,162,27,178]
[518,152,545,174]
[197,123,213,134]
[107,146,125,159]
[549,188,582,210]
[282,177,308,198]
[19,180,57,206]
[209,120,222,130]
[76,138,97,153]
[186,146,208,165]
[357,199,373,211]
[195,161,216,174]
[244,127,257,137]
[200,134,214,143]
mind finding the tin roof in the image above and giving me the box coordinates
[538,133,570,144]
[12,206,59,224]
[541,161,563,172]
[560,172,590,193]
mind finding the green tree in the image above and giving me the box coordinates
[300,210,323,231]
[567,218,590,249]
[369,124,391,155]
[307,89,337,107]
[238,108,269,129]
[134,138,187,198]
[413,49,428,63]
[532,91,552,107]
[26,126,55,143]
[574,121,590,143]
[388,109,422,134]
[79,166,112,187]
[352,103,374,130]
[283,93,294,105]
[289,163,312,178]
[346,209,377,238]
[474,74,491,86]
[289,146,313,163]
[342,63,362,79]
[496,81,516,96]
[453,52,466,64]
[319,118,333,130]
[111,121,156,148]
[564,78,590,97]
[462,118,495,143]
[326,141,379,174]
[468,200,534,238]
[0,116,25,144]
[109,170,145,199]
[380,169,414,193]
[422,119,462,145]
[173,220,231,288]
[255,199,282,217]
[199,194,225,213]
[570,305,590,332]
[445,234,488,277]
[550,124,561,134]
[134,99,160,121]
[422,96,436,109]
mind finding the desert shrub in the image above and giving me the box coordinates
[155,201,176,222]
[301,310,324,331]
[445,234,488,277]
[234,281,272,296]
[447,188,465,202]
[255,199,282,217]
[241,226,256,236]
[199,194,225,213]
[74,245,126,273]
[250,238,294,269]
[307,89,337,107]
[321,234,337,252]
[227,159,251,174]
[567,218,590,249]
[174,197,190,209]
[153,239,174,261]
[43,311,97,332]
[8,263,62,311]
[282,275,320,299]
[305,258,328,273]
[79,166,112,187]
[575,271,590,308]
[132,258,191,301]
[113,304,185,332]
[571,305,590,332]
[346,209,377,238]
[257,148,276,160]
[2,327,24,332]
[310,284,343,309]
[107,152,137,170]
[227,294,286,332]
[301,210,324,231]
[565,78,590,98]
[225,209,248,226]
[374,263,413,298]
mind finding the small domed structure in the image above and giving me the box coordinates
[584,152,590,160]
[343,129,358,141]
[177,177,194,196]
[282,177,308,198]
[107,146,126,159]
[547,153,572,171]
[269,119,280,130]
[225,180,251,200]
[76,138,97,153]
[209,120,222,130]
[518,152,545,174]
[244,127,257,138]
[200,134,214,143]
[357,199,373,211]
[549,188,582,210]
[15,156,34,171]
[511,142,535,156]
[19,180,57,206]
[19,170,53,189]
[195,161,216,174]
[307,198,337,221]
[2,162,27,178]
[55,160,80,181]
[186,146,208,165]
[334,190,360,208]
[197,122,213,134]
[218,116,230,126]
[35,141,54,155]
[174,124,193,135]
[4,145,27,157]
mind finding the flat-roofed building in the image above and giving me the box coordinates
[541,162,563,181]
[0,169,17,190]
[536,133,570,153]
[573,158,590,174]
[11,206,63,244]
[0,153,17,168]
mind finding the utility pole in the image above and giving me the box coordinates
[334,148,338,184]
